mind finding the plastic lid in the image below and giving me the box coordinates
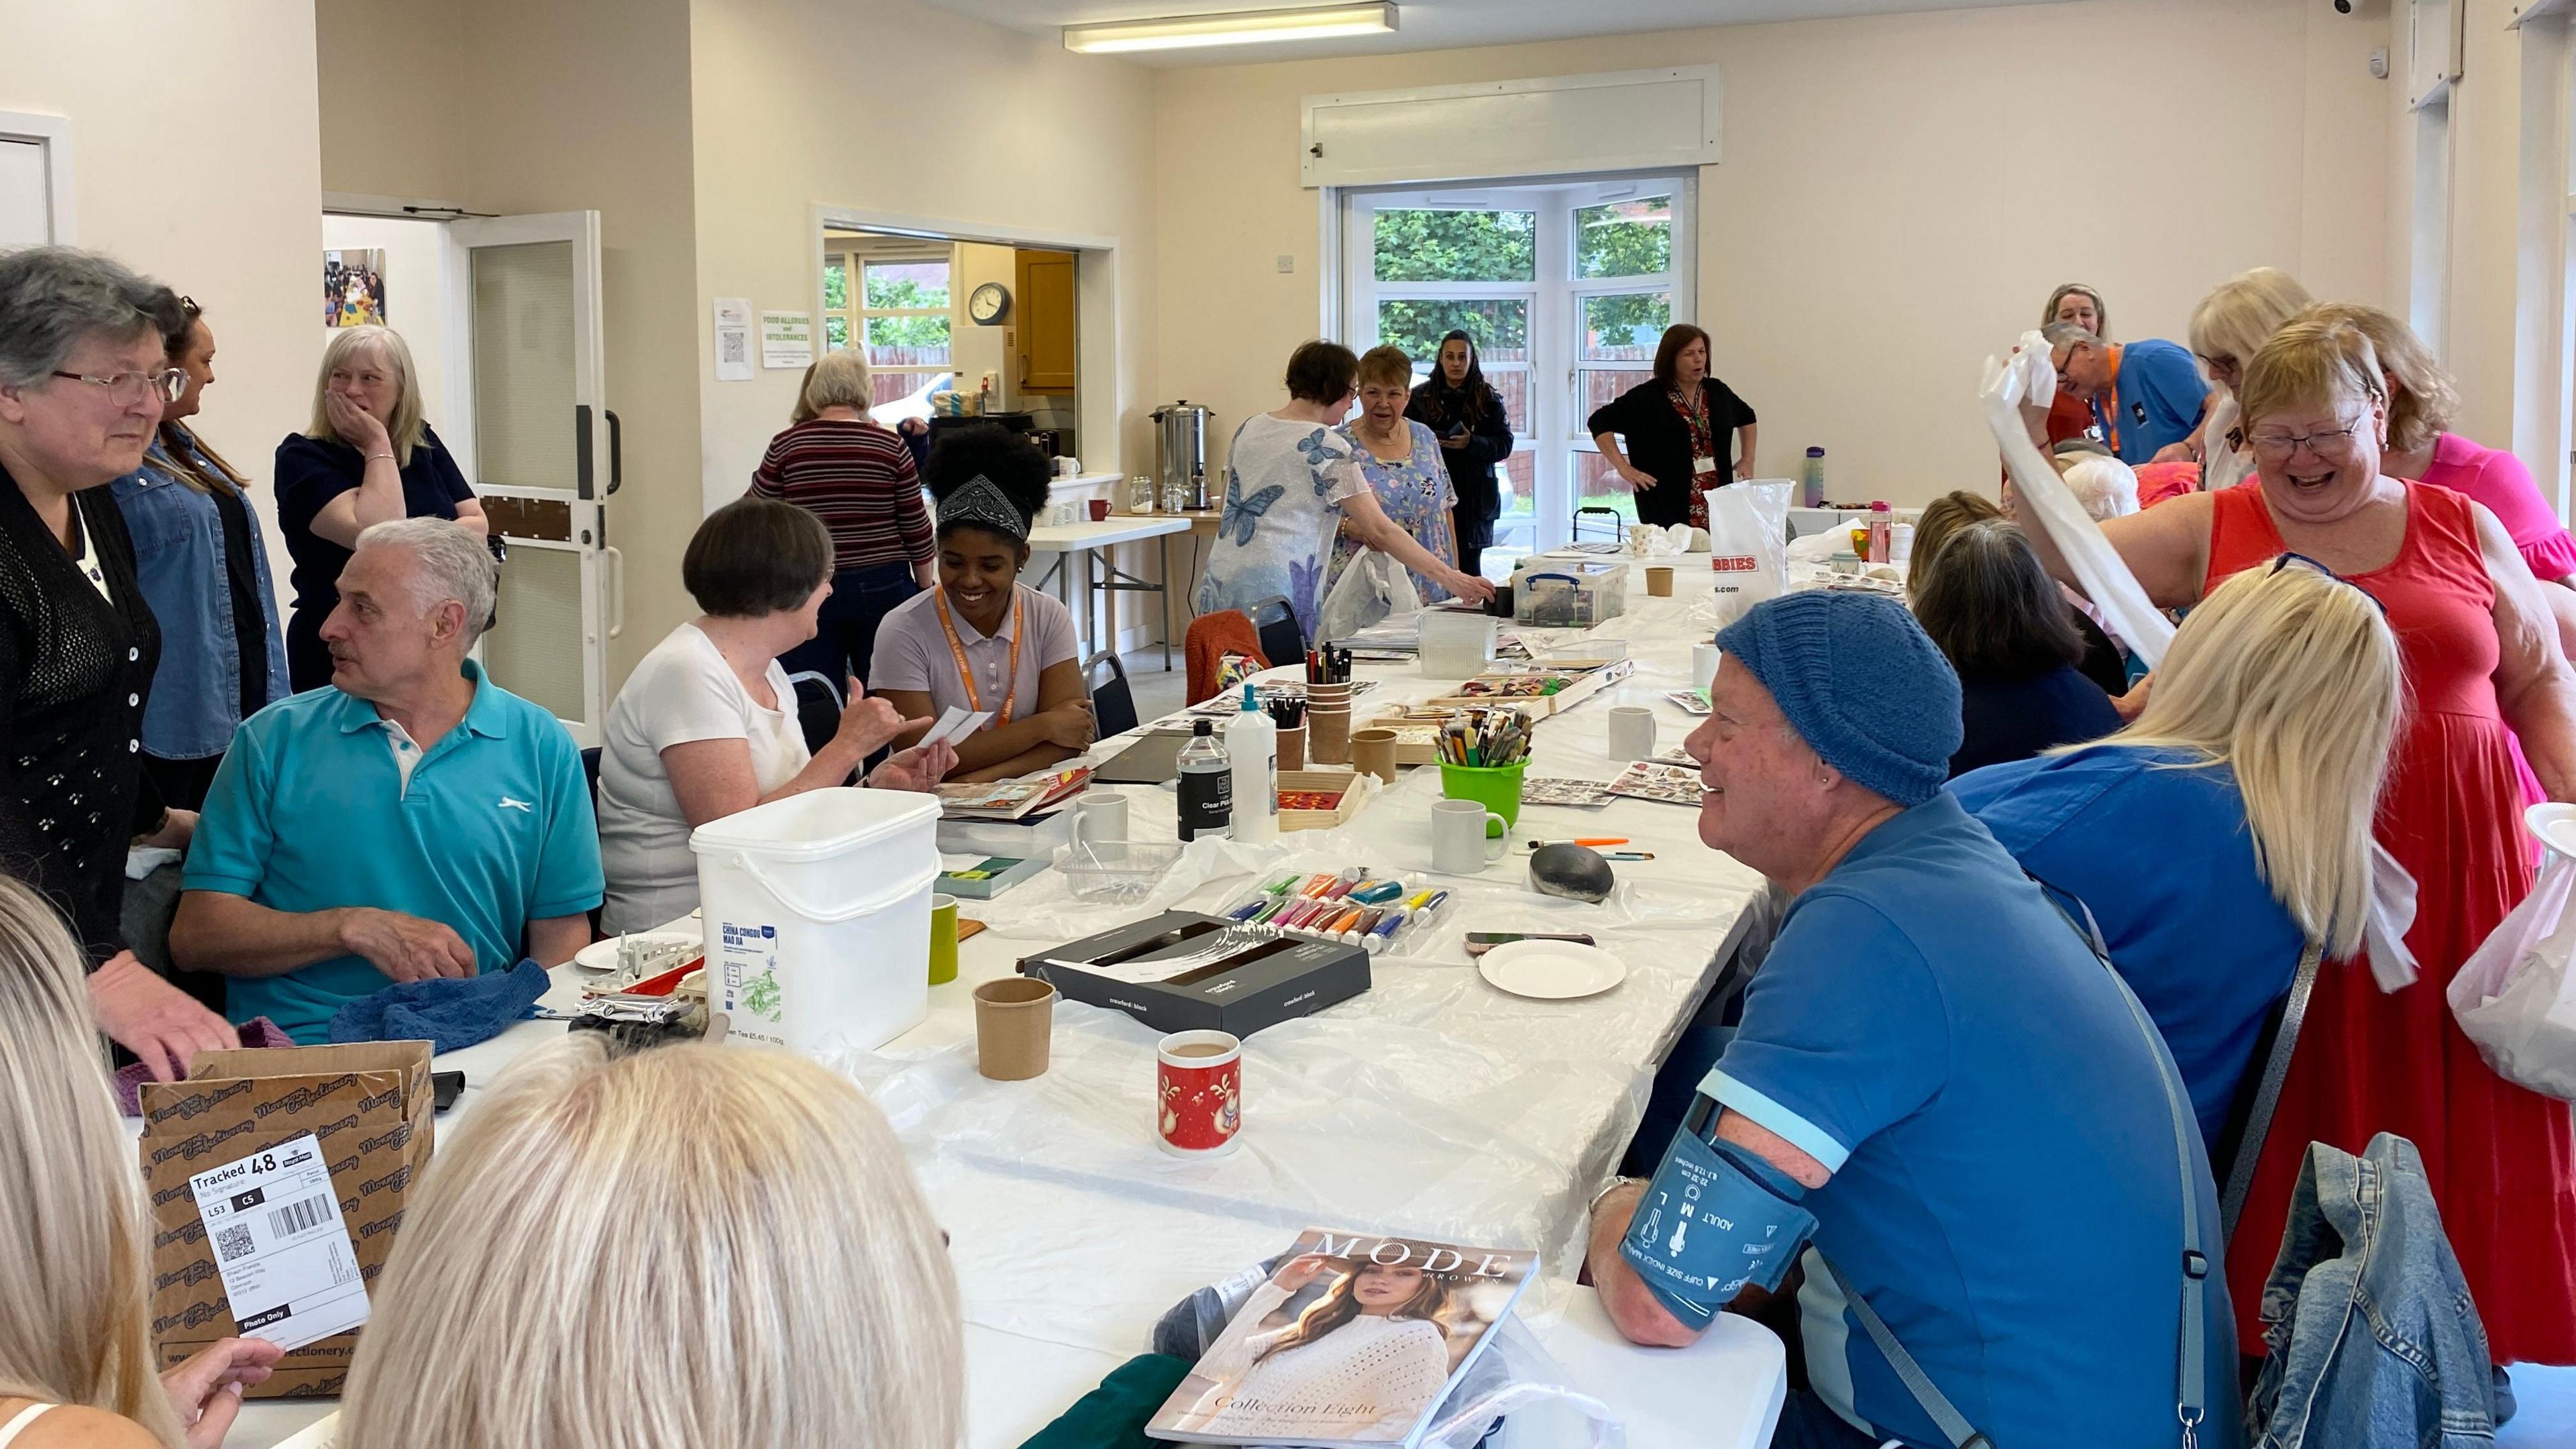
[1241,683,1258,711]
[1806,446,1825,456]
[1194,719,1214,735]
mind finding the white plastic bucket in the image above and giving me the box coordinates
[689,787,943,1058]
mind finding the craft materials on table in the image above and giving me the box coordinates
[1306,644,1354,684]
[1666,688,1712,714]
[1519,777,1616,808]
[1020,910,1372,1036]
[1436,706,1534,768]
[1215,866,1454,957]
[1606,760,1707,806]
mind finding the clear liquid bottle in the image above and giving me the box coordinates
[1801,447,1827,508]
[1177,720,1232,841]
[1225,684,1279,844]
[1866,500,1892,564]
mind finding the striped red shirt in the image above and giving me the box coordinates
[747,418,933,572]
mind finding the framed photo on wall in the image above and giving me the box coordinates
[323,248,386,328]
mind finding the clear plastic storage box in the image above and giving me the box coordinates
[1510,560,1630,629]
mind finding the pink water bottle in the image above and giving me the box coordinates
[1866,501,1892,565]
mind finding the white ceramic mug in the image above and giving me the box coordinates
[1693,643,1723,694]
[1075,790,1129,843]
[1607,706,1656,762]
[1432,798,1509,873]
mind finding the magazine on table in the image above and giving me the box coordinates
[1607,760,1705,806]
[1148,1228,1538,1447]
[935,767,1091,822]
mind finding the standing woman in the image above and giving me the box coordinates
[1337,346,1458,604]
[1587,324,1757,531]
[0,247,235,1080]
[1195,341,1492,641]
[871,425,1093,784]
[274,325,486,692]
[2174,267,2314,484]
[109,294,288,810]
[1405,330,1513,576]
[747,350,935,686]
[2039,282,2109,447]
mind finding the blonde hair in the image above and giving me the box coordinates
[2041,282,2109,339]
[1355,344,1413,391]
[2236,315,2386,439]
[2189,268,2315,383]
[341,1037,962,1449]
[304,325,427,468]
[2295,302,2458,455]
[796,348,874,423]
[0,879,182,1445]
[2109,564,2402,958]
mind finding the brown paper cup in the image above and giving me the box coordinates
[1646,566,1674,596]
[1350,728,1400,783]
[1277,724,1307,771]
[1309,707,1352,765]
[973,977,1057,1081]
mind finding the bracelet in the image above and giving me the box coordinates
[1588,1175,1646,1217]
[365,452,395,464]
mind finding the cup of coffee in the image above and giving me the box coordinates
[1087,498,1110,522]
[928,894,960,986]
[1350,728,1400,784]
[1645,565,1674,597]
[972,977,1057,1081]
[1075,789,1129,843]
[1607,706,1656,762]
[1431,798,1509,873]
[1157,1029,1242,1155]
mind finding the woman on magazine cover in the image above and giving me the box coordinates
[1172,1252,1456,1440]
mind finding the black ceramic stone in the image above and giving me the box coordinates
[1529,844,1614,903]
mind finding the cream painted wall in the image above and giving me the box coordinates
[315,0,470,205]
[1155,0,2393,508]
[0,0,323,554]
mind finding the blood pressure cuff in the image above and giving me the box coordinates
[1617,1106,1819,1330]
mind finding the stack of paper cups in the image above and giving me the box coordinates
[1306,682,1353,765]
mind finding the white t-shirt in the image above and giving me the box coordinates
[596,622,810,933]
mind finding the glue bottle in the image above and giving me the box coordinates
[1226,684,1279,844]
[1178,720,1232,841]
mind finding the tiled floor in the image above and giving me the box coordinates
[1120,650,1188,724]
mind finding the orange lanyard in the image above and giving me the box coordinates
[935,589,1022,724]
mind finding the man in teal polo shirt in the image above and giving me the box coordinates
[2046,321,2210,465]
[173,519,600,1044]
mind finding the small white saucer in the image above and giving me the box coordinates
[573,930,697,973]
[1477,939,1625,1000]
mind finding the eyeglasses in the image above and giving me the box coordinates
[49,368,187,406]
[2248,419,2365,462]
[2269,551,2387,615]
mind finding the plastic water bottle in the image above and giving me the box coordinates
[1226,684,1279,844]
[1801,447,1827,508]
[1177,720,1232,841]
[1866,501,1892,565]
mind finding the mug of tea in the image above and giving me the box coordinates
[1157,1030,1242,1155]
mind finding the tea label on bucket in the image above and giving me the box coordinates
[713,919,786,1046]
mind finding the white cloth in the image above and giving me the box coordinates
[1171,1280,1454,1441]
[596,623,809,933]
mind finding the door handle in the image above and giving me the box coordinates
[603,545,626,639]
[605,409,623,495]
[574,403,595,500]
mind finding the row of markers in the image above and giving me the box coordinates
[1221,867,1452,955]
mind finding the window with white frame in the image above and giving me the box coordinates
[1342,175,1694,553]
[823,241,954,409]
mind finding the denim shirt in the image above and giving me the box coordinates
[108,435,288,758]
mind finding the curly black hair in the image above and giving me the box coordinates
[924,422,1053,543]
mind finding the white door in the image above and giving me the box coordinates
[0,137,55,246]
[447,211,616,746]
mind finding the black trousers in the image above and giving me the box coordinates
[1456,510,1496,577]
[778,561,922,689]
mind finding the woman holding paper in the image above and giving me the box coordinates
[594,498,951,933]
[871,424,1093,784]
[2023,315,2576,1369]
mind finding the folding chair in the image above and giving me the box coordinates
[1087,651,1140,739]
[1244,594,1305,667]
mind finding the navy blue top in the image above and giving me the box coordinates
[274,424,475,621]
[1950,663,2121,777]
[1952,745,2305,1151]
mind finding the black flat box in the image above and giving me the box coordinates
[1018,910,1371,1038]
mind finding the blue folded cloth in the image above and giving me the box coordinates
[327,957,552,1053]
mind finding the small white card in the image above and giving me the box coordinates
[186,1133,370,1351]
[920,706,994,749]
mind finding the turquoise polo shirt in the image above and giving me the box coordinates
[184,661,603,1044]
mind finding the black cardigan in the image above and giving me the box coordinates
[1587,376,1758,525]
[1405,380,1515,524]
[0,467,163,965]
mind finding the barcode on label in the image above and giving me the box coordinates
[268,1194,330,1237]
[216,1222,255,1262]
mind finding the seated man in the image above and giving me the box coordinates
[1587,591,2237,1449]
[172,519,601,1044]
[2045,320,2210,465]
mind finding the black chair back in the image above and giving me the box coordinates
[1088,652,1140,739]
[1246,594,1305,665]
[1574,505,1625,543]
[784,670,845,755]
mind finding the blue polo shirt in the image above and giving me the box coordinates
[184,661,602,1044]
[1703,793,2237,1448]
[2096,339,2210,464]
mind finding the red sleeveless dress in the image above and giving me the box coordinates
[2208,480,2576,1363]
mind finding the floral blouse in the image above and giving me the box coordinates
[1194,413,1368,641]
[1334,419,1457,604]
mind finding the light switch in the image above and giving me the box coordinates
[1276,254,1295,274]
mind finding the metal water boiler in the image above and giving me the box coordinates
[1150,400,1212,511]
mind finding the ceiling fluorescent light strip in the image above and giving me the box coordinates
[1064,3,1397,54]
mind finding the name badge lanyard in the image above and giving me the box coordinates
[1670,386,1718,478]
[935,590,1022,724]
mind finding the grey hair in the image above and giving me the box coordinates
[0,247,167,388]
[2040,321,2096,353]
[357,518,497,649]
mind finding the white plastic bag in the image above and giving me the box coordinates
[1317,549,1425,642]
[2202,392,2254,493]
[2451,850,2576,1100]
[1705,480,1790,627]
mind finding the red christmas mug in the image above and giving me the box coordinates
[1156,1030,1242,1156]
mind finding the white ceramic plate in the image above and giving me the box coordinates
[1477,939,1625,1001]
[2530,802,2576,861]
[573,930,698,973]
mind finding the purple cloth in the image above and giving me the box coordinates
[115,1016,296,1116]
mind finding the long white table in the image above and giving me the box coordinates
[1027,514,1193,668]
[215,580,1787,1448]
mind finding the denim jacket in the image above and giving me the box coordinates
[2245,1132,2496,1446]
[107,434,288,759]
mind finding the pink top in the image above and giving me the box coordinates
[2414,432,2576,582]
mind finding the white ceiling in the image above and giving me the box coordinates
[915,0,2068,66]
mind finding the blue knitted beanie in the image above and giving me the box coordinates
[1712,592,1962,808]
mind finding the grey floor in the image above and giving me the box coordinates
[1120,649,1188,726]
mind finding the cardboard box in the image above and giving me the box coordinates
[138,1042,434,1397]
[1020,910,1371,1037]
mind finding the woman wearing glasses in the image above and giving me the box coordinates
[274,325,487,691]
[0,247,237,1081]
[107,294,288,810]
[2019,315,2576,1376]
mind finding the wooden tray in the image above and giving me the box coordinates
[1278,768,1366,832]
